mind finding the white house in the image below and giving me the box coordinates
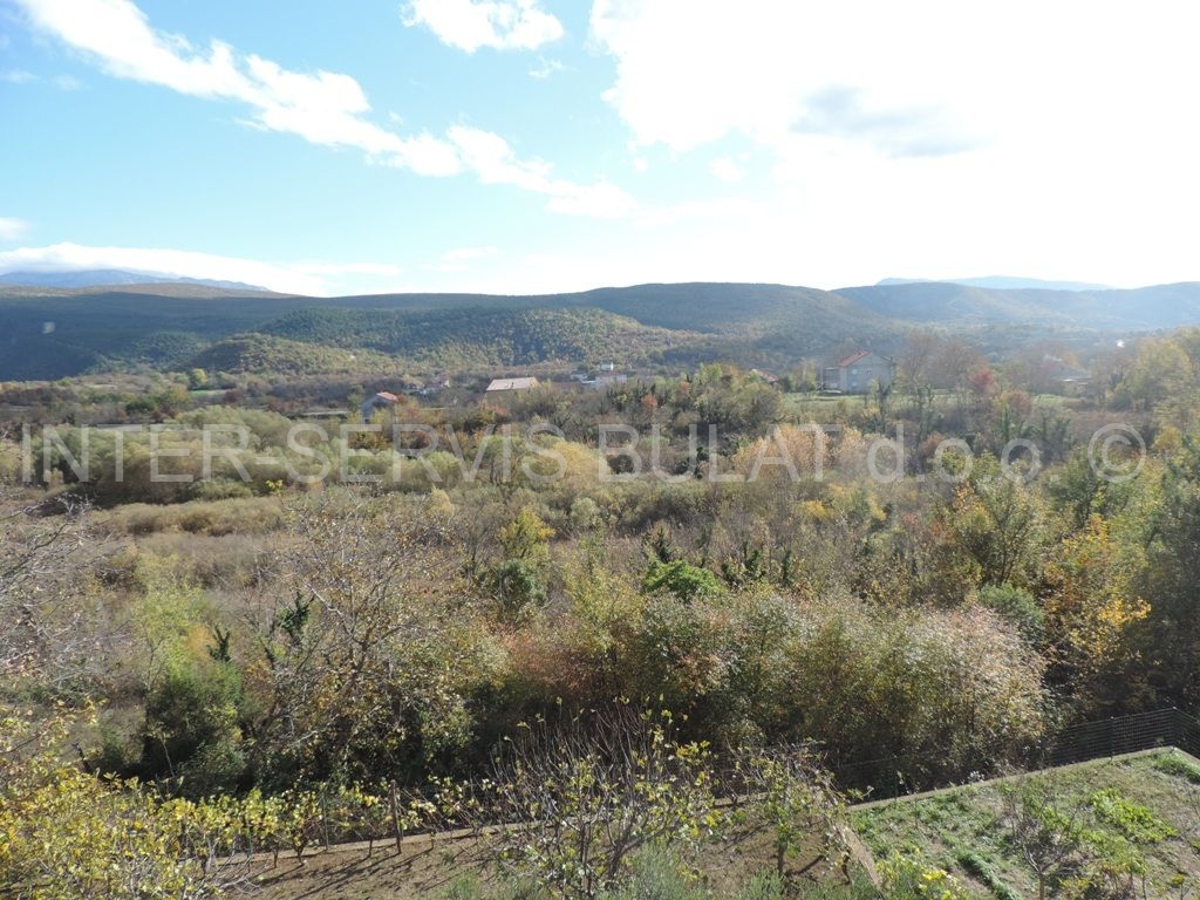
[820,350,896,394]
[485,377,540,393]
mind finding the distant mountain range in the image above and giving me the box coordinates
[877,276,1112,292]
[1,275,1199,381]
[0,268,267,292]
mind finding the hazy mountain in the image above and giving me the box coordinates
[839,281,1200,330]
[0,268,267,292]
[877,276,1111,291]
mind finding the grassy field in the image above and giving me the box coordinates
[852,749,1200,899]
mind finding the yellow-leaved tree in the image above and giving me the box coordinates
[0,704,218,899]
[1042,514,1150,714]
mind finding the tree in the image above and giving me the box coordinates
[1042,515,1150,715]
[896,330,939,397]
[0,704,222,899]
[1001,777,1089,900]
[948,463,1047,589]
[481,706,720,900]
[243,492,490,787]
[731,745,848,882]
[489,506,554,616]
[0,489,106,698]
[1135,438,1200,706]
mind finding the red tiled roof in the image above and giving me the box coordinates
[836,350,870,368]
[374,391,400,402]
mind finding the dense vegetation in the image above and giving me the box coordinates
[8,310,1200,896]
[5,278,1200,380]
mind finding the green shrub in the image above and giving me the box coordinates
[643,560,721,603]
[1152,751,1200,785]
[955,849,1020,900]
[976,584,1044,645]
[597,844,706,900]
[139,659,247,796]
[1088,788,1175,844]
[733,872,784,900]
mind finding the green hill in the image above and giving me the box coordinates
[257,305,701,368]
[186,333,406,377]
[4,279,1200,380]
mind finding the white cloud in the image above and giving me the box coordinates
[633,197,764,230]
[0,217,31,241]
[16,0,624,212]
[16,0,462,175]
[581,1,1200,289]
[708,156,743,183]
[402,0,563,53]
[528,56,562,79]
[1,69,85,89]
[0,242,407,295]
[588,2,1200,162]
[448,125,637,217]
[588,1,985,156]
[545,182,636,218]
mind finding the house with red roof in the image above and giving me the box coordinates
[361,391,401,421]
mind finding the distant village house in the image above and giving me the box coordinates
[749,368,780,385]
[820,350,896,394]
[361,391,400,421]
[485,377,540,393]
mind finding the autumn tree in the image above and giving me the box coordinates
[481,706,721,900]
[1042,515,1150,715]
[243,491,495,787]
[947,460,1048,589]
[0,704,222,899]
[0,489,109,698]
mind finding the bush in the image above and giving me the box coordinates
[139,659,247,796]
[878,854,973,900]
[643,560,721,603]
[1088,788,1175,844]
[956,849,1021,900]
[0,704,219,899]
[597,844,707,900]
[976,584,1044,645]
[1152,751,1200,785]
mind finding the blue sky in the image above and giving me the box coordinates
[2,0,1199,296]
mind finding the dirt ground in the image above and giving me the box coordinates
[243,816,855,900]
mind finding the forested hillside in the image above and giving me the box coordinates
[5,279,1200,380]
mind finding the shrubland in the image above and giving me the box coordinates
[4,327,1200,895]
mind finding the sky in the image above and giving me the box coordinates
[1,0,1199,297]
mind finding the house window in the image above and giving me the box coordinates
[851,368,858,375]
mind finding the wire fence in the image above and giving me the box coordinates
[186,707,1200,858]
[831,707,1200,802]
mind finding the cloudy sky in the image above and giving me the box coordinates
[1,0,1198,296]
